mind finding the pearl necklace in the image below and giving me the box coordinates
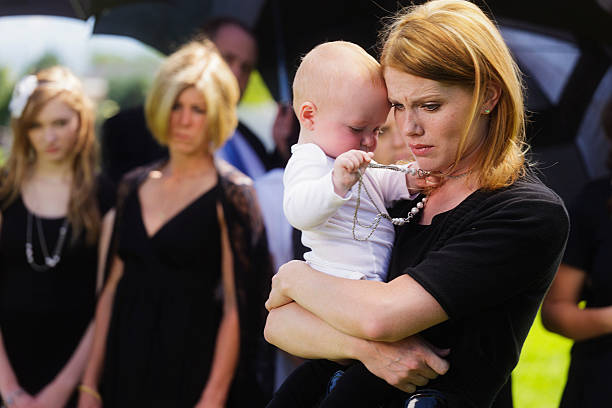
[352,163,429,241]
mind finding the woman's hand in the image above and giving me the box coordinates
[265,260,305,311]
[358,335,450,393]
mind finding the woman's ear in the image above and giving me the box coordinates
[482,82,502,114]
[298,101,317,130]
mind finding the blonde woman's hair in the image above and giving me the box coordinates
[145,39,240,151]
[380,0,527,190]
[292,40,386,114]
[0,66,100,245]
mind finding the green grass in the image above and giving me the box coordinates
[512,309,573,408]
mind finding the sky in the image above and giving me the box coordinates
[0,15,162,80]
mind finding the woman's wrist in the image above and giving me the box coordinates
[78,384,102,402]
[2,387,25,406]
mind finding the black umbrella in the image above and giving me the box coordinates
[91,0,266,55]
[0,0,168,20]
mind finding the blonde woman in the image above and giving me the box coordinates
[0,67,115,408]
[264,0,570,407]
[78,40,274,408]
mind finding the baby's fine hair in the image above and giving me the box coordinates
[292,41,385,114]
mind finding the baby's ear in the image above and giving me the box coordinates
[298,101,317,130]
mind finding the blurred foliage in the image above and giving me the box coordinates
[23,52,62,74]
[106,75,149,111]
[0,52,64,128]
[0,67,13,126]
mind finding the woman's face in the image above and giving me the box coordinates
[27,97,80,165]
[168,86,209,155]
[384,67,479,174]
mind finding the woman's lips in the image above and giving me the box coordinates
[409,144,433,156]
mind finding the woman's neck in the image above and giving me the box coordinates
[420,172,480,225]
[164,152,215,179]
[29,159,73,184]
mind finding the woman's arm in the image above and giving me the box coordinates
[265,302,449,393]
[269,194,568,343]
[0,214,33,405]
[267,260,447,342]
[34,210,117,407]
[195,204,240,408]
[31,323,95,407]
[0,329,34,406]
[78,210,123,408]
[541,263,612,341]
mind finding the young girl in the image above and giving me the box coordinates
[0,66,115,408]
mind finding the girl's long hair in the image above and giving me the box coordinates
[0,66,100,245]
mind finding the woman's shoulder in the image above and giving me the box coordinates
[474,174,564,206]
[449,175,568,231]
[215,157,254,190]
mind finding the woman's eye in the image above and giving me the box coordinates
[53,119,68,127]
[422,103,440,111]
[193,106,206,114]
[349,127,365,133]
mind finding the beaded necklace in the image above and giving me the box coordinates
[352,162,468,241]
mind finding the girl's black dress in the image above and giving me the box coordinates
[100,183,226,407]
[0,177,115,407]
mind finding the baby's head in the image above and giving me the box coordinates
[292,41,390,158]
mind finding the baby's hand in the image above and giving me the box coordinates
[332,150,374,197]
[405,162,442,194]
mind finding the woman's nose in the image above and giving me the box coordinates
[43,127,57,143]
[400,111,423,137]
[179,109,192,125]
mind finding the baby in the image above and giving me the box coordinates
[283,40,425,283]
[277,40,428,407]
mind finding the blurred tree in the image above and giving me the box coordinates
[23,52,62,75]
[0,67,14,126]
[106,75,149,111]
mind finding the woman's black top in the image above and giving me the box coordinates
[387,176,569,407]
[0,176,115,404]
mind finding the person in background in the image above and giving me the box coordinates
[100,16,296,185]
[372,110,414,165]
[204,16,297,179]
[0,66,116,408]
[77,40,274,408]
[264,0,569,406]
[541,96,612,408]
